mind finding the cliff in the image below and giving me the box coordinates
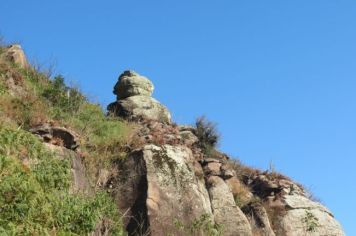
[0,44,345,236]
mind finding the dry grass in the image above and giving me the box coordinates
[262,201,286,232]
[226,177,252,208]
[0,93,49,128]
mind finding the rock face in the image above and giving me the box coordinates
[207,176,252,236]
[3,44,28,68]
[274,195,345,236]
[108,71,171,123]
[104,70,344,236]
[110,145,213,236]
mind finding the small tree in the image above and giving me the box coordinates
[195,116,220,154]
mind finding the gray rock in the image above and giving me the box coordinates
[30,123,79,150]
[274,195,345,236]
[207,176,252,236]
[203,162,222,176]
[108,95,171,123]
[179,130,199,146]
[111,145,213,236]
[113,70,154,99]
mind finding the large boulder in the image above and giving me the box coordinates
[274,195,344,236]
[108,95,171,123]
[3,44,28,68]
[110,145,213,236]
[114,70,154,99]
[207,176,252,236]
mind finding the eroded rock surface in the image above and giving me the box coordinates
[114,70,154,99]
[110,144,213,236]
[108,70,171,123]
[273,195,344,236]
[30,123,79,150]
[103,70,345,235]
[207,176,252,236]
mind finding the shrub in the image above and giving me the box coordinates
[302,210,319,232]
[194,116,220,154]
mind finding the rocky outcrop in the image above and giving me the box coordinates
[103,69,345,235]
[30,123,79,150]
[110,145,213,236]
[207,176,252,236]
[2,44,28,68]
[108,71,171,123]
[273,195,345,236]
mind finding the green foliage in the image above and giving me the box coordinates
[0,155,54,235]
[41,75,85,119]
[174,214,224,236]
[0,126,126,235]
[302,210,319,232]
[33,157,71,190]
[0,46,128,235]
[195,116,220,155]
[0,80,6,95]
[52,192,124,235]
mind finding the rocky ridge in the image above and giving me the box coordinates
[105,71,345,236]
[1,45,345,236]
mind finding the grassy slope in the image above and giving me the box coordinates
[0,45,130,235]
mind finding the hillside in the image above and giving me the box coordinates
[0,44,345,236]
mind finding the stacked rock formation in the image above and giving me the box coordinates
[106,71,345,236]
[107,71,171,123]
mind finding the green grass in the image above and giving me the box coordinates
[0,55,131,181]
[0,53,128,235]
[0,125,126,235]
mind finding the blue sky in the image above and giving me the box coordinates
[1,1,355,234]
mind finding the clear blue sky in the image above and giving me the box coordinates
[1,1,355,234]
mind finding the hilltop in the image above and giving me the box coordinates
[0,44,345,236]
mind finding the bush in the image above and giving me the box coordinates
[194,116,220,154]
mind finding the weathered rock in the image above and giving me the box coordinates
[221,164,236,179]
[114,70,154,99]
[207,176,252,236]
[203,162,222,176]
[30,123,79,150]
[273,195,345,236]
[3,44,28,68]
[111,145,213,236]
[108,95,171,123]
[178,124,196,133]
[243,202,275,236]
[108,71,172,123]
[179,130,199,146]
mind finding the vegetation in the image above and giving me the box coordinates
[302,211,319,232]
[194,116,220,156]
[0,126,125,235]
[0,43,128,235]
[173,214,224,236]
